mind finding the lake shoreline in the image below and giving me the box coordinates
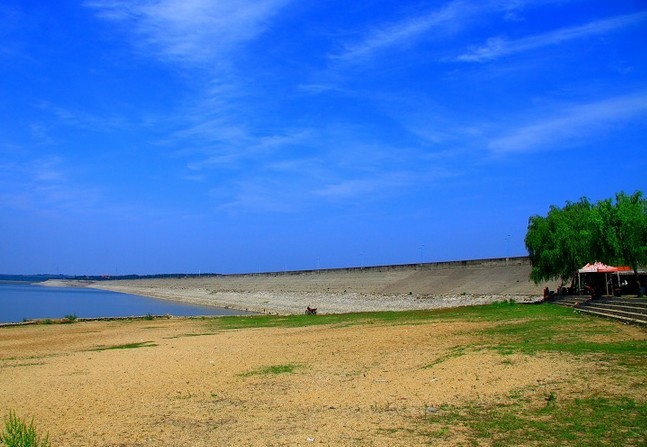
[0,313,223,328]
[0,282,251,324]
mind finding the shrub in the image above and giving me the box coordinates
[0,410,50,447]
[63,313,78,323]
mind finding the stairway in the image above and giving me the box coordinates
[549,295,647,325]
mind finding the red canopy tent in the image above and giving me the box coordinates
[578,261,631,296]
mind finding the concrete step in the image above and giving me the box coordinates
[591,298,647,306]
[580,305,647,320]
[574,307,647,325]
[549,296,647,325]
[584,303,647,314]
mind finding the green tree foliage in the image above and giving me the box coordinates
[525,191,647,284]
[613,191,647,275]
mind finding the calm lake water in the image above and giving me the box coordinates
[0,283,251,323]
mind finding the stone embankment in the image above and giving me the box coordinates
[85,257,557,314]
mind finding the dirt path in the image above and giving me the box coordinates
[1,314,635,447]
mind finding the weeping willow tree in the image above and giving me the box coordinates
[525,191,647,287]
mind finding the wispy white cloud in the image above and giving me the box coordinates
[0,4,22,58]
[314,178,385,199]
[456,11,647,62]
[325,0,571,65]
[200,131,448,212]
[86,0,292,66]
[313,164,458,201]
[0,156,103,213]
[489,92,647,154]
[0,152,183,224]
[85,0,313,184]
[213,178,301,214]
[297,83,348,95]
[36,101,128,131]
[183,127,312,172]
[213,172,396,214]
[329,0,480,64]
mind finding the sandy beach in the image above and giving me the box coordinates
[1,312,644,446]
[2,258,644,446]
[81,257,557,315]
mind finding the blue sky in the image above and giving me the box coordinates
[1,0,646,275]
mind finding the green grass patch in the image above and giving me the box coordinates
[205,302,647,363]
[423,346,469,368]
[503,339,647,356]
[206,301,580,331]
[479,316,647,357]
[0,362,46,369]
[425,395,646,447]
[88,341,157,351]
[0,354,61,363]
[209,311,417,331]
[163,332,218,339]
[430,300,576,322]
[239,363,303,377]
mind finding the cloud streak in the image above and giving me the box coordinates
[326,0,573,65]
[489,92,647,154]
[86,1,308,182]
[86,0,291,65]
[185,129,312,171]
[456,11,647,62]
[36,101,128,131]
[329,0,480,64]
[0,156,103,214]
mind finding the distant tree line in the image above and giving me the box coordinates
[525,191,647,285]
[0,274,68,283]
[0,273,222,283]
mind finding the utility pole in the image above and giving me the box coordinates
[505,235,511,263]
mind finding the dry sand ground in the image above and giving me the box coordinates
[2,316,644,447]
[2,259,589,446]
[84,259,558,315]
